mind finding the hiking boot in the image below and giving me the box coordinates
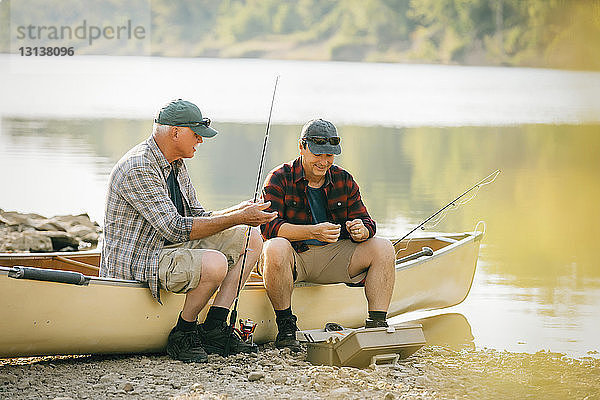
[275,315,301,352]
[365,318,389,329]
[198,321,258,356]
[166,326,208,363]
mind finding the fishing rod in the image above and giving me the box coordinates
[392,169,500,247]
[225,75,279,356]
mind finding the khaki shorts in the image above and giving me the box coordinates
[158,225,249,294]
[294,240,365,284]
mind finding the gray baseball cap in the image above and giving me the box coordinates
[155,99,218,138]
[300,119,341,155]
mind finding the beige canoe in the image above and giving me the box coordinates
[0,231,483,357]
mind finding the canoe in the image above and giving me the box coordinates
[0,229,484,357]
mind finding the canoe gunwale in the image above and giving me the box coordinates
[0,231,483,293]
[0,266,145,288]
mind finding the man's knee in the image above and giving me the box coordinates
[248,227,264,253]
[201,250,228,283]
[356,237,395,267]
[263,237,294,270]
[373,237,395,257]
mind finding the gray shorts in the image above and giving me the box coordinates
[158,225,249,293]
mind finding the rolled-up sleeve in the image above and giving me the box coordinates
[118,166,193,243]
[261,171,287,239]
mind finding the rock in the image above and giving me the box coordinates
[1,231,53,252]
[0,210,44,226]
[80,231,99,245]
[248,371,264,382]
[189,383,204,392]
[281,347,292,356]
[32,218,68,232]
[99,373,119,383]
[330,387,351,398]
[16,380,30,389]
[0,210,102,252]
[68,225,98,241]
[273,374,288,385]
[0,374,17,385]
[298,374,310,385]
[122,382,134,392]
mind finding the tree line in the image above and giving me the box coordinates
[2,0,599,70]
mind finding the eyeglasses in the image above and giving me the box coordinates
[303,136,341,146]
[155,118,211,127]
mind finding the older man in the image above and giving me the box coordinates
[100,99,276,362]
[260,119,395,351]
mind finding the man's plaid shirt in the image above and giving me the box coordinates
[100,136,211,301]
[261,157,376,252]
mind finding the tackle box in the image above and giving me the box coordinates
[299,323,425,368]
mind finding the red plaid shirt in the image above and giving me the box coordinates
[261,157,376,252]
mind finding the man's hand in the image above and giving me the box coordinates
[234,199,254,211]
[312,222,341,243]
[237,201,278,227]
[346,219,369,242]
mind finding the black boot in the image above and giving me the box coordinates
[275,314,301,352]
[198,321,258,356]
[166,325,208,363]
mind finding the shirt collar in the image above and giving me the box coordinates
[292,156,332,187]
[148,136,182,171]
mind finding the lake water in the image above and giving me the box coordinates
[1,55,599,359]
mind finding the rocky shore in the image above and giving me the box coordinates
[1,344,599,400]
[0,210,101,252]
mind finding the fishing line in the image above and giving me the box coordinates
[426,170,499,229]
[393,169,500,253]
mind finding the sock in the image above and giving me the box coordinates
[274,307,293,324]
[203,306,230,330]
[368,310,387,322]
[175,313,197,332]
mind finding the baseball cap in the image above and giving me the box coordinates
[300,119,341,155]
[154,99,218,138]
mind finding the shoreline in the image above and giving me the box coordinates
[1,344,599,399]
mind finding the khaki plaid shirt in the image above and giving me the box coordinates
[100,136,211,301]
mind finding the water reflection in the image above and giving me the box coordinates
[1,117,599,356]
[409,313,475,351]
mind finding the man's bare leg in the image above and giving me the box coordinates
[189,229,263,356]
[261,237,300,350]
[212,227,263,308]
[262,237,295,310]
[347,237,395,313]
[181,250,228,321]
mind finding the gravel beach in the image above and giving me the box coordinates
[2,344,599,400]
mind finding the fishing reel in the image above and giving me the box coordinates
[235,318,257,344]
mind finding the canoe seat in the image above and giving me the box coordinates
[435,236,458,244]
